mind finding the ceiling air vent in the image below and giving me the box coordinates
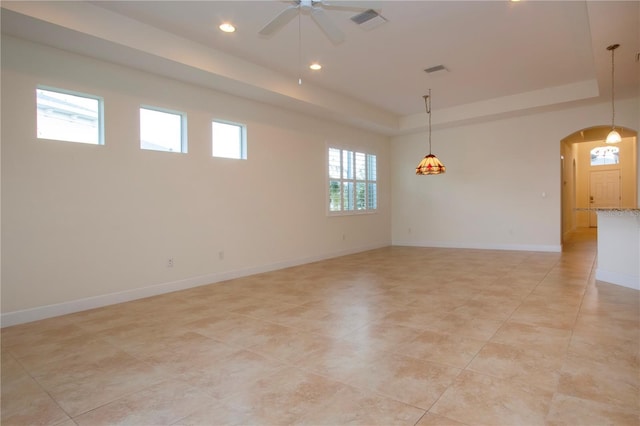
[424,65,448,74]
[351,9,387,30]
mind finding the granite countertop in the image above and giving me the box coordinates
[574,207,640,216]
[575,207,640,211]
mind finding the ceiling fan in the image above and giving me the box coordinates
[259,0,377,44]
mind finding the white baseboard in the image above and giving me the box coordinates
[1,242,388,328]
[595,268,640,291]
[392,240,562,253]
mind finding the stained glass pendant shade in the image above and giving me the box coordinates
[416,90,446,175]
[416,154,446,175]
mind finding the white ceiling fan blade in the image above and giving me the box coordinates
[259,6,299,36]
[311,8,345,44]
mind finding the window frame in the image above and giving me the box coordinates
[36,85,105,145]
[211,119,247,160]
[327,146,378,216]
[139,105,188,153]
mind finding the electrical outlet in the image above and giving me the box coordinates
[218,251,224,260]
[167,258,174,267]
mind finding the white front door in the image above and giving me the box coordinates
[589,169,621,227]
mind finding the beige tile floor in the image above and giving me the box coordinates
[2,228,639,425]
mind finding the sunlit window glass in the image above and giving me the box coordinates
[590,146,620,166]
[140,107,185,153]
[212,120,246,159]
[37,87,102,145]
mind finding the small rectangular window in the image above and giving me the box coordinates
[140,106,187,153]
[212,120,246,159]
[590,146,620,166]
[328,147,377,215]
[36,87,103,145]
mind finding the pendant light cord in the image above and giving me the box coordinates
[424,90,432,154]
[608,44,619,129]
[298,13,302,85]
[611,45,615,128]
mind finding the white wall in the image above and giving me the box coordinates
[391,98,639,251]
[0,36,391,324]
[596,213,640,290]
[3,35,639,326]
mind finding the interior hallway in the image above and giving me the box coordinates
[2,228,638,425]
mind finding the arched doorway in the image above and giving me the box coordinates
[560,126,638,245]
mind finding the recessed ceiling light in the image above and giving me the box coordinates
[219,23,236,33]
[309,63,322,71]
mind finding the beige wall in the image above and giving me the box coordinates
[391,99,639,251]
[1,36,391,322]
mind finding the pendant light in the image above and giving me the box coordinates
[605,44,622,144]
[416,89,446,175]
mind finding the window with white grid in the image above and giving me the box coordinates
[328,147,377,214]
